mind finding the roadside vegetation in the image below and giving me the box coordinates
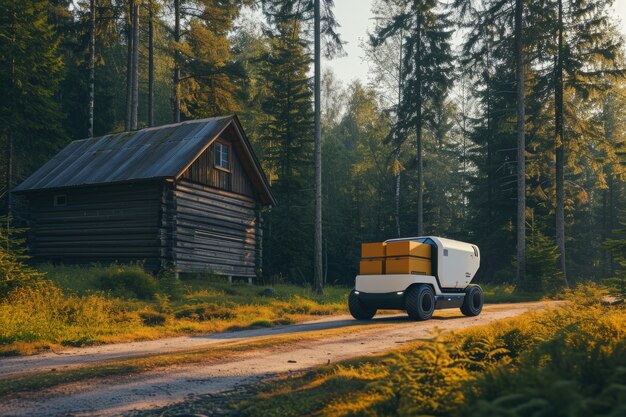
[236,286,625,417]
[0,221,557,358]
[0,262,348,356]
[0,261,543,357]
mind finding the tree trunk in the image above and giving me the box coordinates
[88,0,95,137]
[148,0,154,127]
[130,0,139,130]
[5,130,13,216]
[395,146,401,237]
[415,8,423,236]
[313,0,323,295]
[485,27,493,223]
[515,0,526,285]
[395,29,403,238]
[555,0,569,286]
[125,1,133,131]
[173,0,181,123]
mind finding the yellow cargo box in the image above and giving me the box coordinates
[361,242,386,259]
[360,258,384,275]
[386,241,431,259]
[386,256,432,275]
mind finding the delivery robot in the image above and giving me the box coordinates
[349,236,483,321]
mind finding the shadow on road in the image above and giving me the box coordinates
[193,311,463,341]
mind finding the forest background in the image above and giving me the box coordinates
[1,0,625,292]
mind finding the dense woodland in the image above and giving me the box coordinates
[0,0,625,290]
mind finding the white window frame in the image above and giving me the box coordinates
[214,142,231,172]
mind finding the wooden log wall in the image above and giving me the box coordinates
[172,180,258,277]
[20,182,165,271]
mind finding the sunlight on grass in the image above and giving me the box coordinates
[240,285,626,417]
[0,264,348,356]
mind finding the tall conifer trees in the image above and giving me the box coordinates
[514,0,526,285]
[0,0,64,204]
[259,20,314,282]
[0,0,624,287]
[372,0,454,236]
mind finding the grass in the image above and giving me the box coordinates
[0,263,550,356]
[480,283,546,303]
[232,285,625,417]
[0,264,348,356]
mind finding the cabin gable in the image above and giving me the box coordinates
[179,126,256,199]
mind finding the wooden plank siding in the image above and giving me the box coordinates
[171,180,259,277]
[180,133,256,199]
[18,181,166,271]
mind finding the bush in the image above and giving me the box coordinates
[0,218,44,298]
[98,265,158,300]
[139,311,167,326]
[174,303,236,321]
[0,281,122,347]
[521,214,564,293]
[158,270,184,300]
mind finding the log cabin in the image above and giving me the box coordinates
[12,115,276,279]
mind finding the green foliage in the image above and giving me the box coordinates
[259,20,315,283]
[240,288,626,417]
[0,0,65,178]
[179,1,244,118]
[174,303,236,321]
[158,270,184,300]
[0,0,624,293]
[0,219,44,298]
[0,281,125,349]
[0,264,347,355]
[465,291,626,417]
[98,265,159,300]
[605,213,626,282]
[521,214,563,293]
[139,311,167,327]
[322,81,396,280]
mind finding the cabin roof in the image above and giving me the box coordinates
[13,115,276,205]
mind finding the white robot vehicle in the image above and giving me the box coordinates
[349,236,483,321]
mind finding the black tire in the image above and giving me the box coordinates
[348,290,376,320]
[405,284,435,321]
[460,284,483,317]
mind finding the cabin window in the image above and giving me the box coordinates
[214,142,230,171]
[54,194,67,207]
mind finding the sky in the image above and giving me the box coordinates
[327,0,626,87]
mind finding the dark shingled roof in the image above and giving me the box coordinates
[13,115,276,205]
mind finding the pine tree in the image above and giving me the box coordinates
[88,0,95,137]
[147,0,156,127]
[366,0,412,238]
[372,0,455,236]
[177,0,246,118]
[173,0,181,122]
[524,0,625,284]
[0,0,65,210]
[456,0,520,281]
[130,0,139,130]
[262,0,342,289]
[258,21,314,283]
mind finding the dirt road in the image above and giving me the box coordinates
[0,301,561,417]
